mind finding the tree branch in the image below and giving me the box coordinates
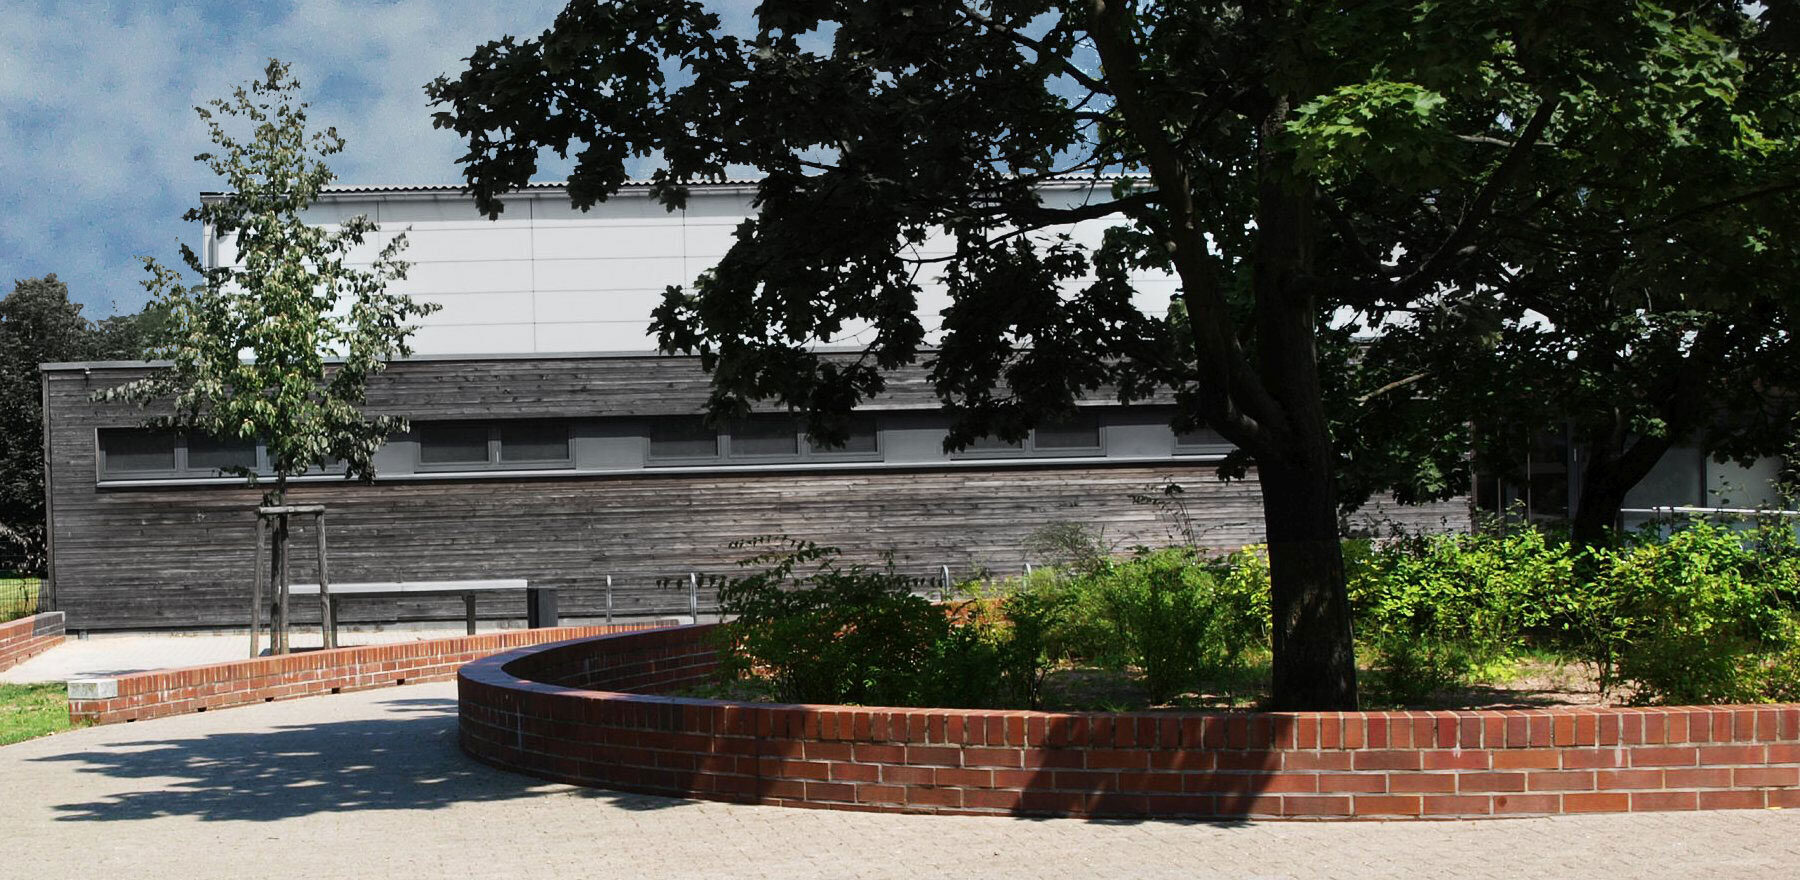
[1392,97,1561,299]
[955,2,1113,96]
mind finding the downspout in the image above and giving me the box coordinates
[38,367,56,612]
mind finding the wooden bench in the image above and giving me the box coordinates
[287,580,558,643]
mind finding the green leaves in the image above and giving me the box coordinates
[108,59,438,502]
[1289,81,1453,186]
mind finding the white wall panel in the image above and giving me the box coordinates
[534,290,664,323]
[534,256,690,292]
[389,259,533,296]
[534,320,660,352]
[533,224,684,260]
[407,322,538,354]
[418,291,536,326]
[398,226,533,263]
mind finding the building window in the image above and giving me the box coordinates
[648,413,883,466]
[951,411,1105,458]
[1174,425,1232,456]
[647,416,720,462]
[98,429,262,478]
[416,421,572,470]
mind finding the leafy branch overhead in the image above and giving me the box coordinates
[429,2,1800,710]
[106,59,439,499]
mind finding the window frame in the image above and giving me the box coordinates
[96,428,267,480]
[414,420,574,472]
[646,413,884,467]
[948,410,1108,460]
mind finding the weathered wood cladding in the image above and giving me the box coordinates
[43,356,1469,630]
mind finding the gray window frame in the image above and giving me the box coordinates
[646,414,884,467]
[948,410,1108,459]
[415,420,574,472]
[96,428,266,480]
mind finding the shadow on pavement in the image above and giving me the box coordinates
[32,695,693,822]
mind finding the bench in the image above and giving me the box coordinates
[286,580,558,643]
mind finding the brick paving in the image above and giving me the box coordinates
[1,682,1796,878]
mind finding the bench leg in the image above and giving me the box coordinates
[465,593,477,636]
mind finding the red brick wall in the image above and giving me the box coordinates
[0,612,65,672]
[459,624,1800,819]
[67,622,671,726]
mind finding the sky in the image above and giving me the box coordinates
[0,0,583,317]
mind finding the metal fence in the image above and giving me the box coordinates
[0,577,41,623]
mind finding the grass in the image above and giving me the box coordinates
[0,576,42,622]
[0,683,73,746]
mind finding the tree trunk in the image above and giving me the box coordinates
[1571,432,1675,553]
[1261,454,1359,711]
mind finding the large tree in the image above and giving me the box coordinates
[0,277,165,574]
[430,1,1792,709]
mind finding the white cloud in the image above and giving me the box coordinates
[0,0,566,315]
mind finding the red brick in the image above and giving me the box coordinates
[1735,766,1800,787]
[1422,795,1492,816]
[1560,749,1623,769]
[1087,749,1149,770]
[1283,751,1352,772]
[1115,771,1185,793]
[1316,773,1387,794]
[1492,749,1559,770]
[905,786,964,809]
[905,746,961,767]
[934,768,993,788]
[1595,769,1664,790]
[1527,770,1594,791]
[1698,744,1764,765]
[829,762,880,783]
[1630,790,1698,811]
[856,783,905,805]
[804,781,856,802]
[964,788,1025,810]
[1699,789,1766,810]
[1490,793,1560,814]
[1213,793,1283,816]
[1355,795,1423,816]
[1630,746,1698,767]
[1146,794,1218,816]
[1458,772,1526,793]
[881,765,934,785]
[1282,796,1352,816]
[1563,792,1630,813]
[1214,750,1279,771]
[1353,750,1421,771]
[852,743,905,764]
[1663,768,1732,788]
[1769,743,1800,763]
[1387,774,1457,793]
[1769,788,1800,808]
[962,748,1022,768]
[1421,750,1489,771]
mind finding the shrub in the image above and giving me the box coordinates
[1578,520,1799,704]
[1059,548,1265,703]
[1349,530,1566,702]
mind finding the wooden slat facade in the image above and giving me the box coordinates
[41,354,1469,631]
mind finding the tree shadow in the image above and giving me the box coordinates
[32,695,692,822]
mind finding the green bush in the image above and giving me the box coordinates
[1578,520,1799,704]
[1057,548,1266,703]
[1349,530,1566,702]
[712,538,1053,708]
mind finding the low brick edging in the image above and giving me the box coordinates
[67,622,673,726]
[0,611,65,672]
[459,623,1800,820]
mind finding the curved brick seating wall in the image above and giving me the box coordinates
[459,624,1800,819]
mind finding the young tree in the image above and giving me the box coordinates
[429,1,1796,709]
[110,60,436,637]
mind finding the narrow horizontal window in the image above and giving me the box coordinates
[649,416,718,460]
[100,429,177,474]
[419,424,491,465]
[499,422,571,463]
[805,416,878,455]
[729,415,799,458]
[1034,411,1103,451]
[187,433,258,472]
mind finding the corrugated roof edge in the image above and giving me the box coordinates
[39,346,884,372]
[199,174,1152,198]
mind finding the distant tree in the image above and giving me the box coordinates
[431,1,1797,709]
[0,275,92,572]
[108,60,436,635]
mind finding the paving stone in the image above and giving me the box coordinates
[1,681,1796,879]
